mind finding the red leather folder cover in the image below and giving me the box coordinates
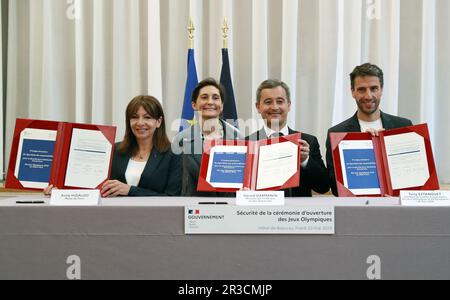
[330,132,385,197]
[378,123,439,196]
[5,119,116,191]
[197,133,301,193]
[51,122,117,190]
[330,124,439,197]
[5,119,61,190]
[197,139,250,193]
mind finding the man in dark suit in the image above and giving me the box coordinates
[247,79,330,197]
[326,63,413,196]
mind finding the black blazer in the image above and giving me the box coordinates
[172,119,243,197]
[110,144,182,196]
[325,111,413,196]
[246,128,330,197]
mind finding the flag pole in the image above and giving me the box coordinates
[222,18,229,49]
[220,18,239,128]
[180,18,199,131]
[188,18,195,49]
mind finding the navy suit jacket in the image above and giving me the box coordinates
[246,128,330,197]
[325,111,413,196]
[110,144,182,196]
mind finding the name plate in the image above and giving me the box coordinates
[185,206,335,235]
[400,191,450,206]
[236,191,285,206]
[50,190,101,206]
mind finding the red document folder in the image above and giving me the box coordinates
[6,119,117,191]
[330,123,439,197]
[197,133,301,193]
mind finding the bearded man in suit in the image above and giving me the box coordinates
[326,63,413,196]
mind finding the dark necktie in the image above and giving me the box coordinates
[270,132,284,138]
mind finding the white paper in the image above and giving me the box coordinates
[338,140,381,195]
[64,129,112,189]
[15,128,58,189]
[206,145,248,189]
[256,141,298,190]
[384,132,429,190]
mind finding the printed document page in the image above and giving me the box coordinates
[15,128,58,189]
[64,129,112,189]
[384,132,429,190]
[206,145,248,189]
[338,140,381,195]
[256,141,298,190]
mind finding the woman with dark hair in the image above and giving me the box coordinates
[172,78,243,197]
[44,95,180,197]
[101,95,181,197]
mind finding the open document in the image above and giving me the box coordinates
[6,119,116,191]
[197,134,301,193]
[329,123,439,197]
[64,129,113,189]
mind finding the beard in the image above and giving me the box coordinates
[357,98,380,116]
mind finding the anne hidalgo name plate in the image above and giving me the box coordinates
[50,189,101,206]
[185,206,335,235]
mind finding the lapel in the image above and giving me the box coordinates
[185,123,204,153]
[380,111,395,130]
[186,122,206,165]
[184,119,239,166]
[257,126,297,140]
[117,152,132,182]
[288,128,299,135]
[138,148,164,185]
[222,119,237,140]
[257,128,268,140]
[347,113,362,132]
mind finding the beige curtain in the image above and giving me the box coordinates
[5,0,450,183]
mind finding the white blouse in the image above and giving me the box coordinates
[125,159,147,186]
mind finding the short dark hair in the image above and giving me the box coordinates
[256,79,291,103]
[350,63,384,90]
[191,78,226,104]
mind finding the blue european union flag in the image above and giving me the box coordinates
[220,48,239,128]
[179,49,199,132]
